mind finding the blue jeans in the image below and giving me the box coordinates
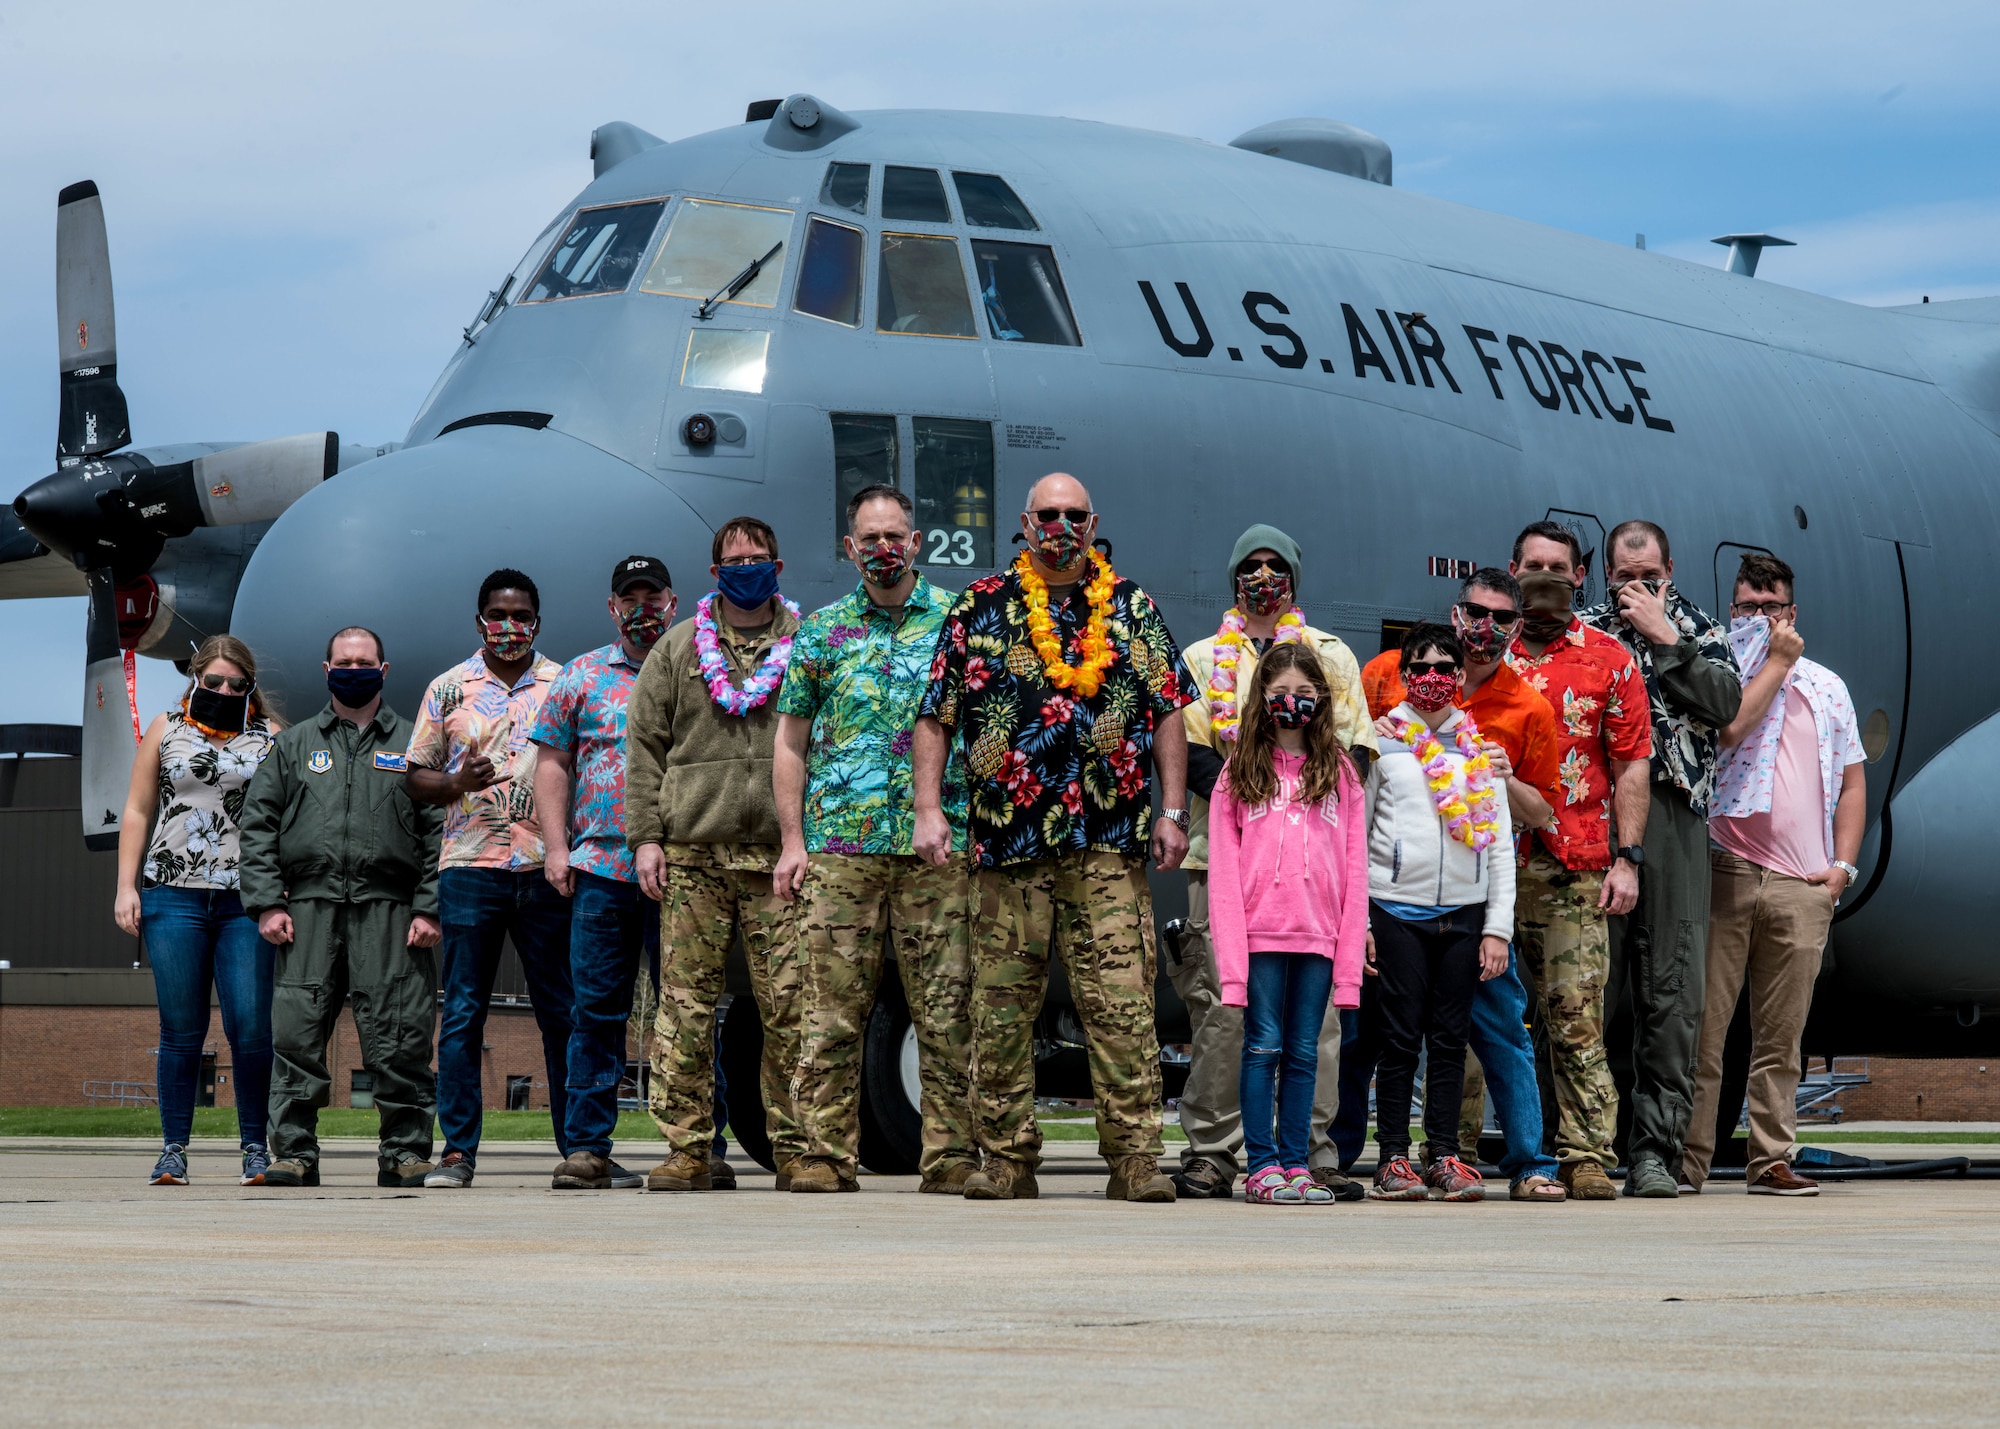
[436,867,575,1164]
[1239,952,1334,1173]
[141,884,273,1149]
[564,871,647,1156]
[1330,947,1558,1184]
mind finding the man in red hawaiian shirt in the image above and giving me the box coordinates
[1504,521,1652,1200]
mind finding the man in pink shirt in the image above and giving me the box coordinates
[1685,554,1866,1197]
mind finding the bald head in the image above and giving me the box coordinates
[1025,471,1092,514]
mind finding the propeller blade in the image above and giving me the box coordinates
[80,566,138,850]
[56,181,131,463]
[0,504,87,597]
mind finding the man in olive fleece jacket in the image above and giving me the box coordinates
[623,516,807,1191]
[238,627,444,1188]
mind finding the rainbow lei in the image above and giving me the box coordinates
[1206,606,1307,742]
[1388,712,1501,852]
[692,593,801,717]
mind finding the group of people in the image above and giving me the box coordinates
[111,473,1864,1204]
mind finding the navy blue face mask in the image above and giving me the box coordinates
[716,561,780,610]
[327,665,386,706]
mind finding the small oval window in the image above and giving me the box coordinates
[1862,708,1891,763]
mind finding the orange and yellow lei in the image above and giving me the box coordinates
[1015,550,1118,697]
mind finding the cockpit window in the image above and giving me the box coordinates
[519,200,666,303]
[640,199,795,308]
[820,163,869,216]
[970,239,1081,345]
[794,217,865,327]
[881,167,952,223]
[953,173,1037,230]
[877,234,975,338]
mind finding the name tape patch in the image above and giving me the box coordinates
[373,751,409,772]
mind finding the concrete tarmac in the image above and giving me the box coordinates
[3,1138,1997,1425]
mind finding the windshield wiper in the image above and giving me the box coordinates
[696,241,783,320]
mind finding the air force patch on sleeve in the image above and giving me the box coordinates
[373,750,409,772]
[307,750,333,774]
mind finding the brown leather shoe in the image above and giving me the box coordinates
[1170,1156,1234,1199]
[552,1150,613,1190]
[918,1160,978,1195]
[645,1150,711,1191]
[1749,1163,1820,1196]
[788,1156,858,1193]
[1559,1159,1617,1201]
[1106,1153,1176,1203]
[963,1158,1040,1200]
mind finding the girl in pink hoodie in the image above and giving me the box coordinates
[1207,643,1368,1205]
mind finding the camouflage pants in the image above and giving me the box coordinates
[649,863,805,1163]
[974,849,1163,1168]
[791,854,975,1179]
[1514,848,1619,1168]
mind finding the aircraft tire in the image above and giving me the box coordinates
[858,975,923,1177]
[718,993,778,1172]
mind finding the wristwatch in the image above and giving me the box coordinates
[1161,808,1190,832]
[1830,859,1859,882]
[1615,844,1646,867]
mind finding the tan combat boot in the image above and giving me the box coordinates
[774,1156,801,1191]
[552,1150,612,1190]
[788,1156,858,1193]
[1106,1154,1177,1203]
[1559,1159,1617,1201]
[962,1158,1040,1200]
[918,1160,979,1195]
[646,1150,711,1191]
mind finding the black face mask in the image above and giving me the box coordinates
[187,686,250,735]
[327,666,386,707]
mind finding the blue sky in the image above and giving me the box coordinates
[3,0,1998,724]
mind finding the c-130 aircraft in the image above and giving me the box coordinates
[8,94,1999,1168]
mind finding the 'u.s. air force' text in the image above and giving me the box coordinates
[1138,281,1674,434]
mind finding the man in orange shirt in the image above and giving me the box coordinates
[1335,570,1569,1199]
[1362,646,1404,721]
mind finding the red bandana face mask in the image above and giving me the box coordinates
[1405,670,1459,713]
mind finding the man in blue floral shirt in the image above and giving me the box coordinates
[914,472,1192,1203]
[773,486,974,1194]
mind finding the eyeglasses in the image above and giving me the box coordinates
[1031,508,1091,524]
[1455,602,1521,627]
[199,673,255,694]
[1731,600,1794,619]
[1406,660,1461,678]
[718,555,773,567]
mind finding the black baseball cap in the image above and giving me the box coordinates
[611,555,672,595]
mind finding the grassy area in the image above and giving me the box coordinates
[1793,1130,2000,1144]
[0,1106,659,1141]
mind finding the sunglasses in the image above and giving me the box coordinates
[1456,602,1521,627]
[1406,659,1461,678]
[1031,508,1091,524]
[199,673,255,695]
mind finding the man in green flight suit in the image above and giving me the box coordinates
[239,626,444,1188]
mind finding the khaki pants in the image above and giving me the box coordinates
[1516,848,1619,1168]
[1683,848,1833,1188]
[792,854,975,1180]
[649,863,805,1163]
[1168,872,1342,1176]
[974,850,1163,1168]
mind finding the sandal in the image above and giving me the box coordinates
[1244,1166,1303,1205]
[1287,1167,1334,1204]
[1509,1174,1568,1203]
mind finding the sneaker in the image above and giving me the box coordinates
[1244,1166,1304,1204]
[150,1144,189,1186]
[1623,1156,1678,1199]
[263,1158,320,1187]
[962,1158,1040,1200]
[552,1150,614,1190]
[1105,1153,1176,1203]
[1309,1166,1367,1202]
[918,1161,978,1195]
[1170,1155,1235,1200]
[377,1156,433,1189]
[1558,1159,1617,1201]
[1288,1167,1334,1204]
[423,1152,474,1189]
[607,1160,645,1190]
[708,1156,738,1191]
[788,1156,858,1193]
[1749,1163,1820,1197]
[239,1145,271,1186]
[645,1150,710,1191]
[1425,1154,1486,1202]
[1368,1155,1428,1201]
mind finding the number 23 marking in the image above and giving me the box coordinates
[926,529,976,565]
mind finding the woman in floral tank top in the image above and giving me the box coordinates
[113,635,280,1187]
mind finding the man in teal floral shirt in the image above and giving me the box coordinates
[772,485,975,1193]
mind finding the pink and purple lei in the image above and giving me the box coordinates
[693,593,802,717]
